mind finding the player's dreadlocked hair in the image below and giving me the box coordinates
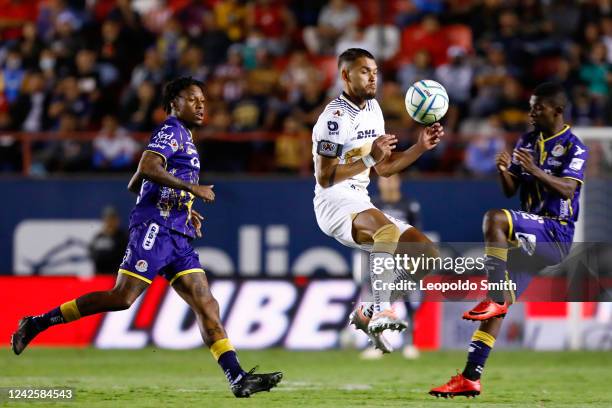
[533,82,567,111]
[338,48,375,69]
[162,77,205,114]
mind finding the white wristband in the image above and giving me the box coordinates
[362,154,377,168]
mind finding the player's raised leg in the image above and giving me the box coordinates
[11,273,149,355]
[463,209,513,321]
[352,208,408,334]
[171,272,282,398]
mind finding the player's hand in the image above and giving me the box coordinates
[190,209,204,238]
[513,148,538,174]
[495,151,512,172]
[190,184,215,202]
[371,134,397,162]
[417,123,444,151]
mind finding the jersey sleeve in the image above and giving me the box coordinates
[145,124,181,163]
[312,110,350,158]
[560,139,588,183]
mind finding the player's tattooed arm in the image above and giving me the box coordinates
[135,151,215,202]
[374,124,443,176]
[513,148,578,199]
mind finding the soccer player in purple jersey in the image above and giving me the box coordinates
[11,77,282,398]
[431,82,588,398]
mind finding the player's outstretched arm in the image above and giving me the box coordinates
[513,148,578,199]
[315,135,396,188]
[374,123,443,177]
[132,151,215,202]
[496,151,520,197]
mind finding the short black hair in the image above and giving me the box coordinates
[338,48,375,69]
[162,76,205,114]
[533,82,567,110]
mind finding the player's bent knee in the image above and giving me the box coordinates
[482,209,509,236]
[372,223,401,254]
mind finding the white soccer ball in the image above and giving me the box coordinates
[405,79,449,125]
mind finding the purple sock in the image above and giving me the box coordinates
[462,340,492,380]
[218,351,246,384]
[31,307,64,331]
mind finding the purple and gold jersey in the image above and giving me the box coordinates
[129,116,200,238]
[508,125,587,224]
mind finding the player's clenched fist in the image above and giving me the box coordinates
[371,134,398,162]
[418,123,444,151]
[495,151,512,172]
[190,184,215,202]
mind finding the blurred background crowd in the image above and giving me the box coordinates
[0,0,610,176]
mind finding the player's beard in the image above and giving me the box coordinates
[361,87,377,100]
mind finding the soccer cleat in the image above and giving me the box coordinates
[429,372,481,398]
[231,366,283,398]
[368,309,408,334]
[349,307,393,353]
[11,316,42,355]
[462,299,509,321]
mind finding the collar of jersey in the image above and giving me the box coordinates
[539,124,570,143]
[167,116,194,141]
[340,92,366,111]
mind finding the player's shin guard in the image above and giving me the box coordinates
[31,299,81,331]
[210,338,246,385]
[484,246,508,302]
[369,224,400,314]
[462,330,495,381]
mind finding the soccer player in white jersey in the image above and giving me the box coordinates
[312,48,444,353]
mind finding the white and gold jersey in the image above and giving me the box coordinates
[312,93,385,196]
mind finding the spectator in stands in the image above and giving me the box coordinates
[199,10,232,67]
[303,0,361,55]
[280,49,319,104]
[291,79,326,129]
[18,22,45,70]
[38,48,58,84]
[156,17,188,71]
[495,77,528,132]
[39,112,91,173]
[579,42,611,124]
[464,116,505,176]
[121,80,157,131]
[89,206,129,275]
[335,26,377,58]
[129,47,166,93]
[470,43,516,117]
[10,70,51,132]
[92,114,139,171]
[379,80,412,135]
[246,0,296,56]
[214,0,247,42]
[397,49,434,92]
[213,46,246,105]
[435,45,474,132]
[176,44,208,82]
[275,116,310,174]
[1,48,26,104]
[47,76,92,129]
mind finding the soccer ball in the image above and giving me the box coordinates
[405,79,449,125]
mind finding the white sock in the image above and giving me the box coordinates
[369,252,394,314]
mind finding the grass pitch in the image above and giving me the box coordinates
[1,348,611,407]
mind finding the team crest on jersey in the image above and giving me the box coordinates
[574,145,586,155]
[170,139,179,152]
[135,259,148,272]
[332,109,344,117]
[551,144,565,157]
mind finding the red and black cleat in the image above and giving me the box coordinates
[429,372,481,398]
[462,299,508,321]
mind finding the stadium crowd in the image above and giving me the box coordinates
[0,0,610,175]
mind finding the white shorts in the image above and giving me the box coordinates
[313,186,412,251]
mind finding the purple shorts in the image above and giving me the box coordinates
[503,209,574,298]
[119,221,204,285]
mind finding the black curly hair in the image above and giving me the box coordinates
[161,77,205,114]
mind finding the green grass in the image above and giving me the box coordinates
[1,348,612,407]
